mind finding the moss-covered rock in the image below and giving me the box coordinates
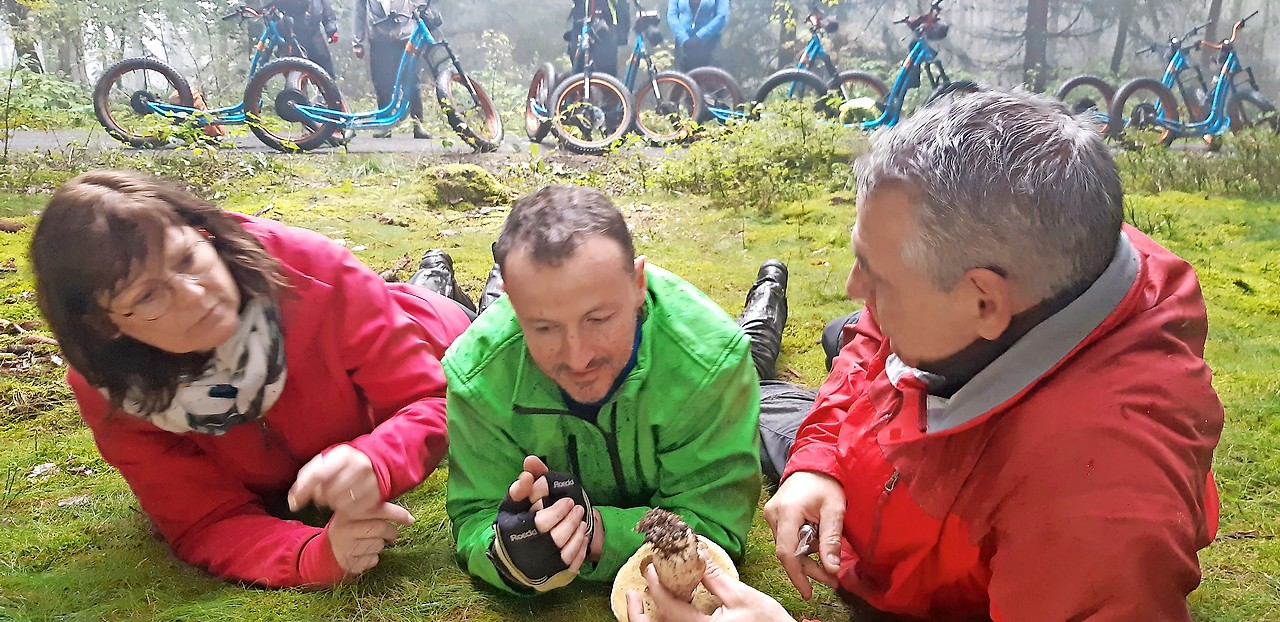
[417,164,512,210]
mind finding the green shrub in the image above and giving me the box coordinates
[653,103,866,213]
[1116,130,1280,199]
[0,65,94,134]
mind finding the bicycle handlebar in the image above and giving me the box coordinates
[1182,20,1212,41]
[1201,10,1258,51]
[370,1,435,27]
[221,5,262,21]
[895,0,943,31]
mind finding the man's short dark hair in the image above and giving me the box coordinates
[494,185,635,272]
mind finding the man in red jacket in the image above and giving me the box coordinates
[630,87,1224,621]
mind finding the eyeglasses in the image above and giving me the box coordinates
[108,238,219,321]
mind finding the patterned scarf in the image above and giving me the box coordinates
[114,298,287,435]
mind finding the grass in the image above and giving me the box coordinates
[0,146,1277,621]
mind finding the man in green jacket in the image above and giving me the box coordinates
[444,185,764,593]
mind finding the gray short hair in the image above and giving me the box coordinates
[854,88,1123,304]
[494,185,635,272]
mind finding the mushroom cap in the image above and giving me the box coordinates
[609,536,738,622]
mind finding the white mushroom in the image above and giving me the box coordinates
[610,509,739,622]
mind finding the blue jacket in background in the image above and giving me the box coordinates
[667,0,730,46]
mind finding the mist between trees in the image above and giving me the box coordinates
[0,0,1275,104]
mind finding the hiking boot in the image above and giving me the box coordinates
[412,118,431,139]
[407,249,477,312]
[476,262,504,315]
[325,127,356,148]
[372,126,393,139]
[738,259,788,380]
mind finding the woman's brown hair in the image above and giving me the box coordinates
[31,170,289,414]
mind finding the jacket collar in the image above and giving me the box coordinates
[886,231,1140,434]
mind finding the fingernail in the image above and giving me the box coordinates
[407,513,416,525]
[827,553,840,565]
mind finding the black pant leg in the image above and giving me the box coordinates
[369,40,399,109]
[822,310,862,371]
[758,380,819,488]
[303,29,337,78]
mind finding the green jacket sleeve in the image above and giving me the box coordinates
[444,385,530,594]
[580,337,763,581]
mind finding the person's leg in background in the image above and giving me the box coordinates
[368,39,398,138]
[303,27,337,79]
[738,261,865,487]
[594,24,620,78]
[737,260,815,487]
[676,36,715,72]
[406,56,429,139]
[821,310,861,371]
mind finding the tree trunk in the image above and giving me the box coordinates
[53,25,89,84]
[1109,0,1134,75]
[1201,0,1225,68]
[776,5,790,71]
[1023,0,1050,91]
[3,0,42,72]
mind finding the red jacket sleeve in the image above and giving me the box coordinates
[71,372,346,587]
[313,244,460,502]
[782,308,885,483]
[984,409,1214,621]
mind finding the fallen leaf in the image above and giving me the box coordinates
[57,495,90,508]
[66,465,95,476]
[21,335,58,346]
[438,229,459,237]
[351,245,368,252]
[29,463,59,479]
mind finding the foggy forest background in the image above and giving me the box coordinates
[0,0,1275,114]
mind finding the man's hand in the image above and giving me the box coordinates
[488,456,592,591]
[762,471,846,600]
[328,31,340,44]
[352,43,365,58]
[523,455,597,545]
[626,549,797,622]
[327,502,414,576]
[288,444,379,516]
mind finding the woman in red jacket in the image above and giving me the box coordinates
[30,170,471,587]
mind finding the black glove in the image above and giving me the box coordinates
[540,470,595,542]
[487,471,594,592]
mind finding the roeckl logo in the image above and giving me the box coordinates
[553,479,575,488]
[510,528,539,541]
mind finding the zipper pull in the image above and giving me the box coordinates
[883,470,900,494]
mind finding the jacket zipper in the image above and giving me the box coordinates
[603,404,625,500]
[864,470,899,562]
[566,435,582,479]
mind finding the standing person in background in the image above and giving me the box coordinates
[567,0,631,78]
[667,0,730,71]
[275,0,341,79]
[353,0,431,139]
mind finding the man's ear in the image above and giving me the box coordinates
[965,268,1014,341]
[633,256,648,302]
